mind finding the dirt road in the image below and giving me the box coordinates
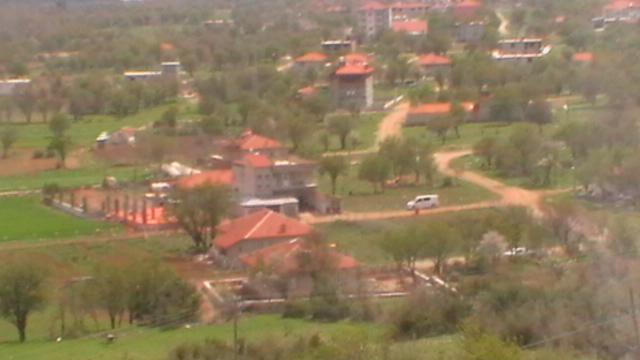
[305,150,569,224]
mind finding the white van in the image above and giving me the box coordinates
[406,195,439,210]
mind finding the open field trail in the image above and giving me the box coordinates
[496,9,510,36]
[305,150,570,224]
[325,101,410,156]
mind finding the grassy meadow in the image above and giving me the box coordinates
[0,195,119,242]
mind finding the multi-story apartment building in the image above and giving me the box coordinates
[358,2,392,39]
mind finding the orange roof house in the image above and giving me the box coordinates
[295,52,328,63]
[417,53,452,66]
[176,169,234,188]
[405,102,477,126]
[391,19,429,35]
[239,238,362,273]
[571,52,593,63]
[211,209,313,258]
[452,0,482,18]
[239,152,273,168]
[235,130,286,151]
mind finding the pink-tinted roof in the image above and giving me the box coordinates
[336,63,374,75]
[213,210,313,249]
[240,152,273,168]
[604,0,640,11]
[360,1,388,10]
[389,1,428,9]
[455,0,482,7]
[417,53,452,66]
[237,132,285,150]
[392,19,428,33]
[295,52,328,63]
[572,52,593,62]
[114,206,173,225]
[239,238,362,271]
[409,102,475,114]
[176,169,234,188]
[297,86,318,97]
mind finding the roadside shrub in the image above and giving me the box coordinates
[32,150,44,159]
[441,176,454,188]
[281,300,309,319]
[390,289,471,340]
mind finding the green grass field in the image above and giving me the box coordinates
[317,163,499,213]
[317,209,498,264]
[7,104,176,149]
[0,196,119,242]
[0,166,141,192]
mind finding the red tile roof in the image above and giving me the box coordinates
[240,152,273,168]
[409,102,475,114]
[176,169,234,188]
[604,0,640,12]
[389,1,428,9]
[392,19,429,34]
[417,53,452,66]
[572,52,593,62]
[213,210,313,249]
[237,132,285,150]
[455,0,482,8]
[295,52,328,63]
[297,85,318,97]
[336,63,374,75]
[360,1,388,10]
[239,238,362,272]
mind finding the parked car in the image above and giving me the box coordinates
[406,195,439,210]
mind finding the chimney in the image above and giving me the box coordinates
[279,224,287,234]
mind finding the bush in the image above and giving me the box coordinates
[441,176,454,188]
[32,150,44,159]
[281,300,309,319]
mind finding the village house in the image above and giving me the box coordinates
[391,18,429,35]
[321,39,357,56]
[238,238,363,298]
[389,1,429,18]
[358,1,393,39]
[404,101,477,126]
[209,209,313,261]
[416,53,452,79]
[293,52,329,71]
[492,38,551,63]
[332,53,375,110]
[571,52,594,66]
[0,79,31,96]
[455,21,485,43]
[177,129,341,215]
[451,0,483,19]
[124,61,181,81]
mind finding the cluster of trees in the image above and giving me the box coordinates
[0,254,198,343]
[356,136,437,193]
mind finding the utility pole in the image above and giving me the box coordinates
[233,296,239,360]
[630,287,640,348]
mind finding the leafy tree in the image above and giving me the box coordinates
[426,114,451,144]
[283,112,313,152]
[524,99,553,133]
[460,319,523,360]
[135,131,176,169]
[49,113,71,137]
[0,127,18,158]
[91,264,127,329]
[199,115,225,136]
[449,101,467,138]
[474,136,498,168]
[489,85,525,123]
[327,115,354,150]
[0,257,49,342]
[14,86,37,123]
[358,153,391,193]
[318,155,348,195]
[157,105,179,129]
[68,87,94,120]
[378,136,417,178]
[422,220,461,275]
[378,226,427,282]
[540,197,581,256]
[170,182,231,249]
[47,136,71,168]
[407,83,435,106]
